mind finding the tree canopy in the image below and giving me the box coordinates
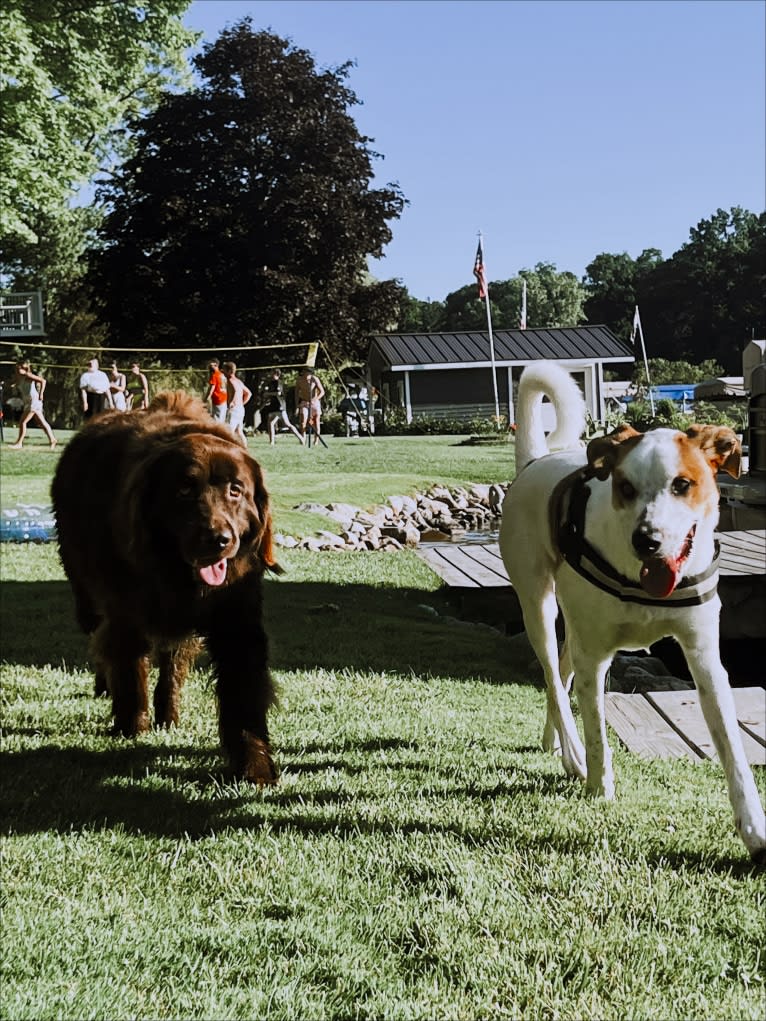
[90,20,407,362]
[582,209,765,372]
[0,0,195,247]
[401,263,586,333]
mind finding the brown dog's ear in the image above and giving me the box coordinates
[246,457,283,574]
[586,425,642,480]
[685,424,742,479]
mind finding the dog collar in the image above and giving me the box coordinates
[552,469,720,608]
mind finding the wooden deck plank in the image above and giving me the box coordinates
[718,530,766,575]
[457,544,511,583]
[416,531,764,591]
[606,688,766,765]
[415,547,480,588]
[734,687,766,746]
[645,689,766,766]
[605,692,700,761]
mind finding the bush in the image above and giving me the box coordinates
[623,398,746,434]
[379,410,508,436]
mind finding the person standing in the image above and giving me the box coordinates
[295,365,325,446]
[108,362,127,412]
[260,369,304,445]
[125,362,149,409]
[205,359,228,423]
[9,361,57,448]
[79,358,113,419]
[222,361,252,441]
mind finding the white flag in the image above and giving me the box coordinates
[520,279,527,330]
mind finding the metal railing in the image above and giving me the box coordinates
[0,291,44,335]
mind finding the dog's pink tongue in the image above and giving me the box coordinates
[199,559,227,587]
[640,557,678,599]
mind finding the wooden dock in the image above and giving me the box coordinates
[415,531,765,763]
[605,687,765,765]
[415,530,766,590]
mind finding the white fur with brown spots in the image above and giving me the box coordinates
[500,361,765,861]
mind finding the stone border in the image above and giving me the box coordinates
[275,483,511,552]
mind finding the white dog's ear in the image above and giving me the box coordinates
[586,425,642,480]
[685,425,742,479]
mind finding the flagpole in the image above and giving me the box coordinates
[520,278,527,329]
[631,305,655,416]
[476,231,501,428]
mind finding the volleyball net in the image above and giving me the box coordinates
[0,338,320,376]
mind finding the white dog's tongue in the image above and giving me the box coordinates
[639,557,678,599]
[199,559,227,587]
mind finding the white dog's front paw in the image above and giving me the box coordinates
[585,773,615,800]
[737,809,766,864]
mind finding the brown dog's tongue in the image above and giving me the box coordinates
[199,559,227,587]
[639,557,678,599]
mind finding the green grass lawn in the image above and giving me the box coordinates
[1,435,765,1020]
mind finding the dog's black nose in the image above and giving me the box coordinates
[214,530,233,550]
[632,526,660,557]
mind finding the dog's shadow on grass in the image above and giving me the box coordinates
[0,577,520,686]
[2,739,758,876]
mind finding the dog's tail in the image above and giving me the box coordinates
[514,361,586,472]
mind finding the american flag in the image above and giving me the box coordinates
[473,239,487,299]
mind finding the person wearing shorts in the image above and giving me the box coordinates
[222,361,252,440]
[79,358,113,419]
[9,360,57,448]
[260,369,304,445]
[295,366,325,446]
[205,359,228,422]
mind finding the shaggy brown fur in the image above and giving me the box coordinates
[51,391,281,783]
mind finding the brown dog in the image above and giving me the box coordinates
[51,391,281,784]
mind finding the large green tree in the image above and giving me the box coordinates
[583,248,663,339]
[0,0,195,247]
[89,21,407,362]
[641,207,766,372]
[436,263,586,333]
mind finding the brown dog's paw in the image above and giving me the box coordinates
[238,734,279,786]
[110,712,151,738]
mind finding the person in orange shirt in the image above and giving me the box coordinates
[205,359,228,422]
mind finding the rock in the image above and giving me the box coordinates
[274,533,299,548]
[315,530,348,549]
[469,484,491,505]
[380,525,407,543]
[403,521,421,547]
[608,654,692,693]
[388,495,406,515]
[419,528,451,542]
[325,502,362,527]
[400,495,418,516]
[294,501,334,517]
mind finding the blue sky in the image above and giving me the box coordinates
[185,0,765,301]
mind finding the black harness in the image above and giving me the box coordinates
[550,468,720,608]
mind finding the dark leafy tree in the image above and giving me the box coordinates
[583,248,663,339]
[89,20,406,363]
[641,208,765,372]
[397,293,447,332]
[439,264,585,332]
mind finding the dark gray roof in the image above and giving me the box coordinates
[369,325,633,368]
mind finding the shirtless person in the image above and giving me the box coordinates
[295,366,325,446]
[222,361,252,441]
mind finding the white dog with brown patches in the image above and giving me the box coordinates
[500,361,765,861]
